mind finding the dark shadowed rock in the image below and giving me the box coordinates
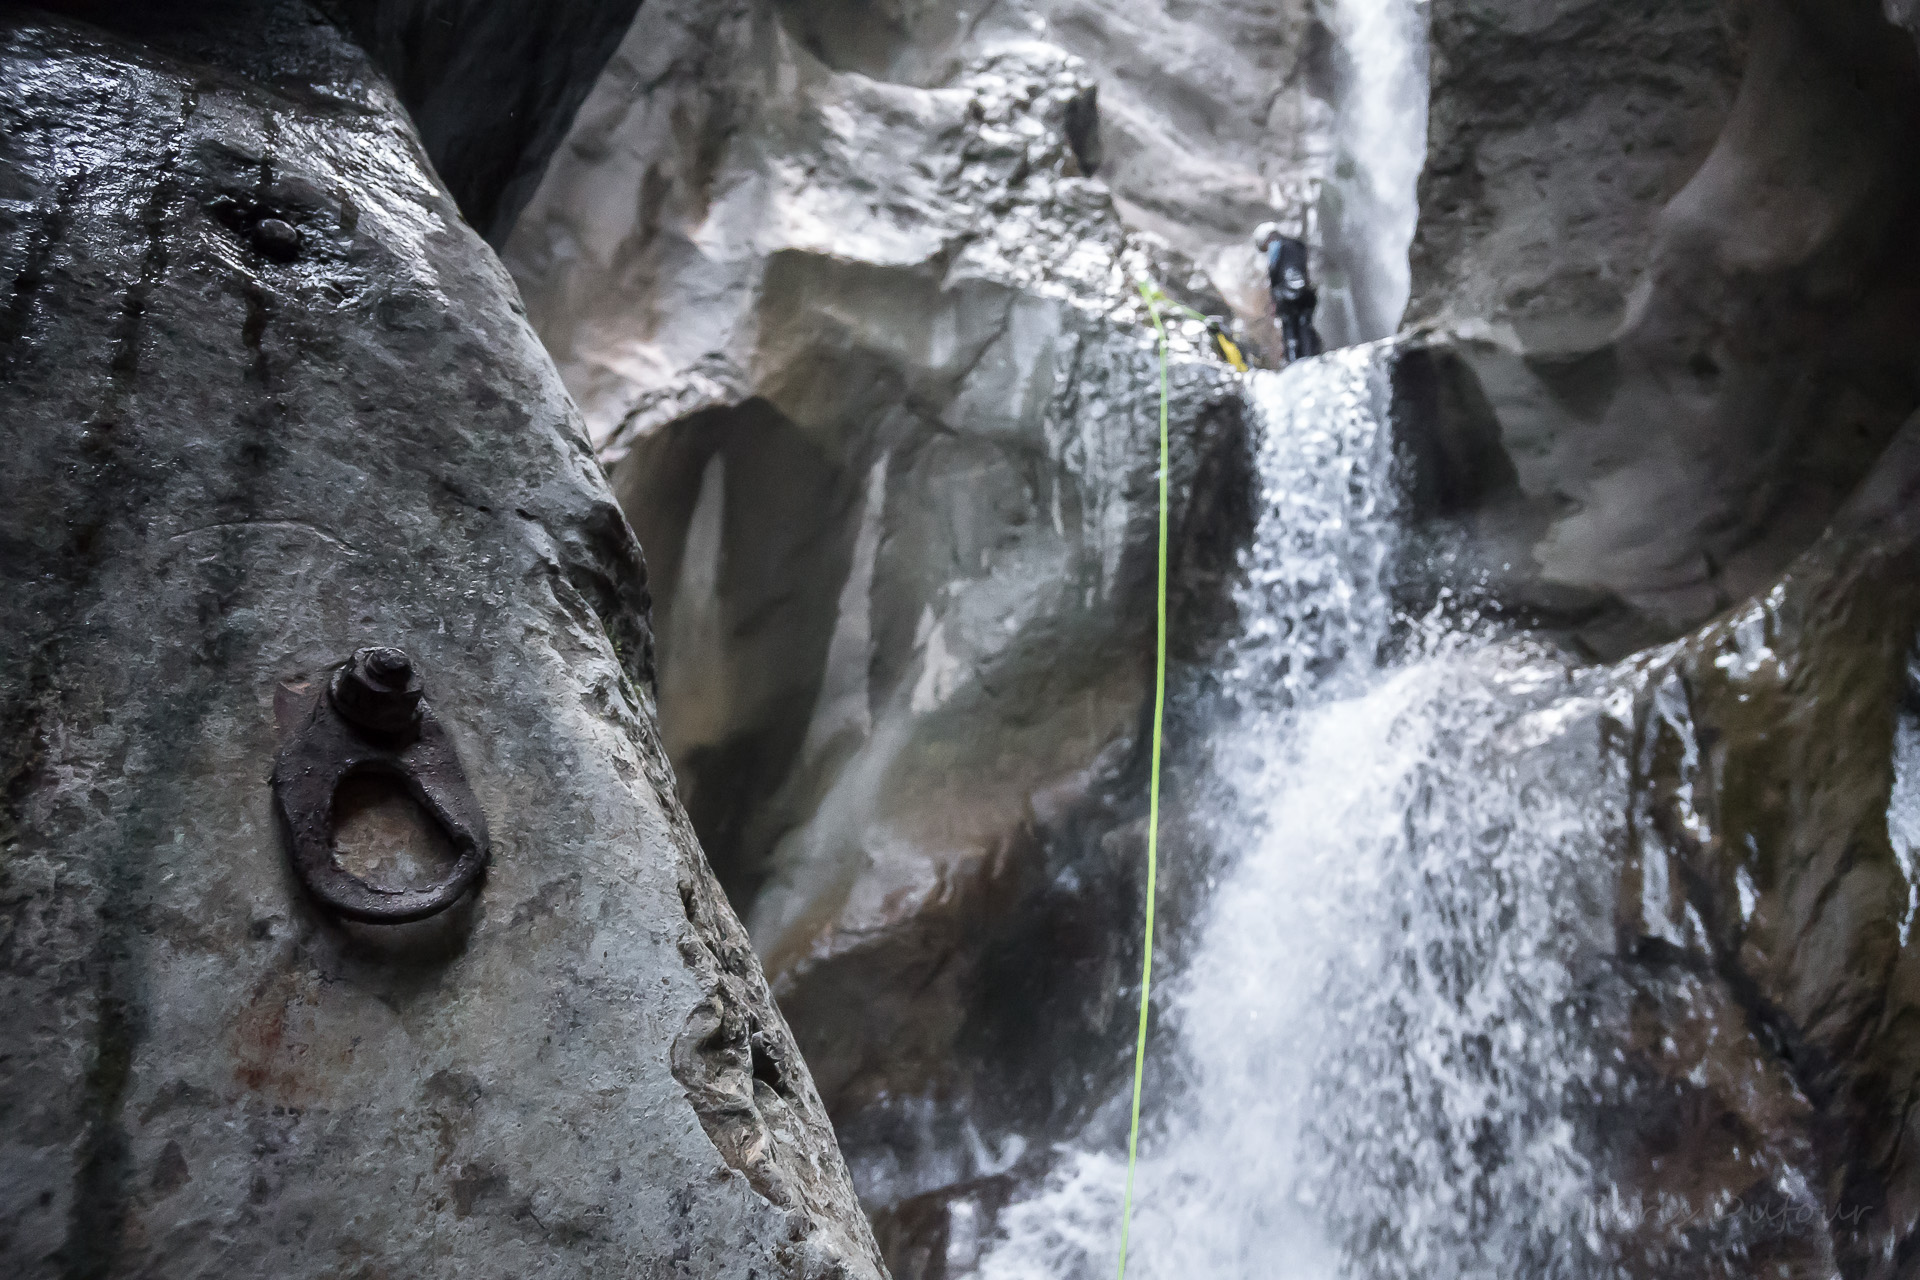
[323,0,647,244]
[30,0,644,245]
[0,8,880,1277]
[1607,411,1920,1276]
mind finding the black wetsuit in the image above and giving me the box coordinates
[1267,235,1324,363]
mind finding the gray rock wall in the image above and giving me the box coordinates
[1403,0,1920,653]
[32,0,642,246]
[1395,1,1920,1270]
[760,0,1333,323]
[501,0,1274,1236]
[0,8,879,1276]
[1607,416,1920,1278]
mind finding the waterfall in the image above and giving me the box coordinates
[1317,0,1431,345]
[978,329,1639,1277]
[975,346,1405,1279]
[967,3,1653,1272]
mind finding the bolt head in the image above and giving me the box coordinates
[253,217,301,262]
[330,646,424,736]
[365,647,411,682]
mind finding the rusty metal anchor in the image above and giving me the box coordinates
[272,647,489,923]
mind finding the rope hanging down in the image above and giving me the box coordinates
[1116,281,1246,1277]
[1116,279,1176,1280]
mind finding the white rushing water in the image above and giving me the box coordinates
[1890,667,1920,947]
[971,3,1639,1274]
[977,341,1632,1280]
[1318,0,1431,345]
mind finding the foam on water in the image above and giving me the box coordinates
[976,336,1638,1278]
[978,345,1399,1280]
[969,2,1638,1272]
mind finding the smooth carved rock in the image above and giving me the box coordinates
[504,0,1920,1270]
[502,0,1265,1232]
[0,10,881,1278]
[1401,0,1920,652]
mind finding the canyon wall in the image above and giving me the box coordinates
[508,0,1920,1275]
[0,4,880,1276]
[11,0,1920,1274]
[1402,1,1920,1273]
[502,0,1300,1244]
[1404,0,1920,656]
[507,0,1920,1274]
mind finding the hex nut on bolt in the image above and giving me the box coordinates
[330,646,424,736]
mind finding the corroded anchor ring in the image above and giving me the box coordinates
[271,647,489,923]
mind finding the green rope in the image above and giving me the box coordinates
[1118,280,1175,1280]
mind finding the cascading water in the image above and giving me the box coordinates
[1318,0,1431,345]
[969,1,1654,1274]
[977,330,1639,1278]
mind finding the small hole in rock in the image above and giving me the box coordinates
[332,773,458,891]
[750,1031,785,1092]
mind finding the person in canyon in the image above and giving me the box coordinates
[1256,222,1324,362]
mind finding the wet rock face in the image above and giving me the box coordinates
[34,0,643,246]
[1392,10,1920,1259]
[1392,4,1920,1262]
[1597,418,1920,1277]
[503,0,1268,1234]
[0,9,879,1278]
[503,0,1920,1271]
[1401,0,1920,654]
